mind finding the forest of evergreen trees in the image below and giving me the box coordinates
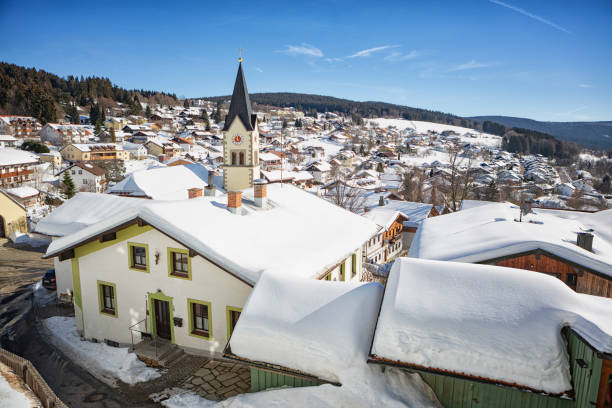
[0,62,178,124]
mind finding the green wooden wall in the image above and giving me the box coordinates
[565,330,603,408]
[250,367,320,392]
[405,330,604,408]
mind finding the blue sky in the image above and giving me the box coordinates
[1,0,610,121]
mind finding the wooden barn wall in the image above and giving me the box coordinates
[250,367,320,392]
[565,330,603,408]
[491,253,612,298]
[414,370,573,408]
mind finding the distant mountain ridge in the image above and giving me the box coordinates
[204,92,610,150]
[469,116,612,150]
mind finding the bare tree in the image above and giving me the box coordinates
[325,175,367,214]
[400,168,426,202]
[445,143,474,211]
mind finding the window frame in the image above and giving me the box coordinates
[340,261,346,281]
[351,253,357,278]
[128,242,149,272]
[167,247,191,280]
[188,298,212,340]
[97,280,117,317]
[226,306,242,340]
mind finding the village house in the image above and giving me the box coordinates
[0,134,18,148]
[0,148,40,188]
[122,142,148,160]
[363,206,409,263]
[0,189,28,238]
[40,62,379,366]
[410,202,612,298]
[38,151,62,169]
[60,143,129,162]
[0,115,41,139]
[59,162,107,193]
[4,186,40,208]
[144,138,180,159]
[40,123,93,146]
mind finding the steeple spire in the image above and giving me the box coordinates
[223,62,254,131]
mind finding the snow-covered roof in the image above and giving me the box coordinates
[68,143,122,152]
[44,184,380,285]
[106,163,223,200]
[363,208,404,230]
[0,134,17,142]
[409,202,612,277]
[383,200,434,223]
[0,148,39,166]
[229,272,383,383]
[371,258,612,394]
[5,186,39,198]
[259,152,281,162]
[35,193,147,237]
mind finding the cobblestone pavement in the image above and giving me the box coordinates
[181,359,251,401]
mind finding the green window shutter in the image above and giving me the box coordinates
[340,262,345,281]
[351,254,357,278]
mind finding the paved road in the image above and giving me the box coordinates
[0,239,52,295]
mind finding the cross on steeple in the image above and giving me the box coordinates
[238,47,243,63]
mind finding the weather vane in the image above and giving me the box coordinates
[238,47,243,63]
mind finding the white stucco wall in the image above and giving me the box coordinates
[53,254,73,298]
[76,228,252,355]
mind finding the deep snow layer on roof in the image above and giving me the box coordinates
[229,272,383,382]
[45,184,380,284]
[363,208,403,230]
[35,193,147,236]
[409,202,612,277]
[371,258,612,394]
[384,200,434,223]
[0,148,39,166]
[6,186,39,198]
[106,163,223,199]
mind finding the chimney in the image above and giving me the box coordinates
[188,188,202,199]
[228,191,242,214]
[158,154,166,162]
[577,232,594,252]
[205,172,216,197]
[253,179,267,207]
[379,196,385,206]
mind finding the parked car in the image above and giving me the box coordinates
[42,269,56,290]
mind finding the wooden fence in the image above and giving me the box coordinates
[0,347,68,408]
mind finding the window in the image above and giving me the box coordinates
[325,272,332,281]
[226,306,242,339]
[351,254,357,278]
[239,151,245,165]
[83,179,87,184]
[98,281,117,317]
[188,299,211,339]
[128,242,149,272]
[566,273,577,287]
[168,248,191,279]
[231,152,237,165]
[340,261,345,281]
[78,170,82,174]
[71,170,75,175]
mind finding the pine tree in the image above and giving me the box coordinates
[376,162,384,173]
[145,105,152,118]
[484,180,500,201]
[62,171,76,199]
[89,104,99,126]
[184,99,190,108]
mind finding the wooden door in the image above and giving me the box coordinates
[154,299,171,340]
[229,310,241,336]
[597,359,612,408]
[0,216,4,238]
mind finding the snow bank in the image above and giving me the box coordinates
[0,362,38,408]
[409,202,612,277]
[43,316,161,387]
[371,258,612,394]
[162,367,439,408]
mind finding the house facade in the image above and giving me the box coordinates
[60,143,129,162]
[40,123,92,146]
[0,148,40,188]
[60,162,106,193]
[0,115,41,139]
[0,190,27,238]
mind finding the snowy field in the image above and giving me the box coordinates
[161,367,439,408]
[43,316,161,387]
[0,362,38,408]
[298,137,345,160]
[369,118,502,148]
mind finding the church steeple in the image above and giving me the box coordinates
[223,62,254,131]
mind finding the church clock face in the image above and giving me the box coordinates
[232,134,242,145]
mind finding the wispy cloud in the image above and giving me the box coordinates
[324,57,344,63]
[348,45,398,58]
[450,59,498,71]
[279,43,323,57]
[578,83,593,88]
[384,50,419,62]
[489,0,571,34]
[254,67,263,73]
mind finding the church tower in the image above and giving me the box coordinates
[222,60,260,191]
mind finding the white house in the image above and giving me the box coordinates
[59,162,107,193]
[0,134,17,148]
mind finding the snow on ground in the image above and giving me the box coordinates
[43,316,161,387]
[161,367,439,408]
[298,137,345,160]
[369,118,502,148]
[0,362,39,408]
[400,147,450,167]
